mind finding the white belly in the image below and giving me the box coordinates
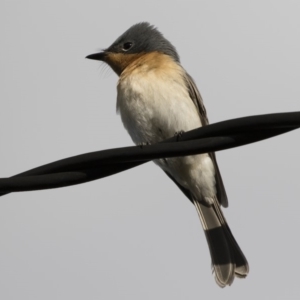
[117,70,201,143]
[117,68,216,202]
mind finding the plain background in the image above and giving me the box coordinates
[1,1,300,299]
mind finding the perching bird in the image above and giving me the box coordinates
[86,22,249,287]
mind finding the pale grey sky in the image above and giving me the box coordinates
[1,1,300,299]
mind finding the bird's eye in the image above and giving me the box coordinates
[122,42,133,51]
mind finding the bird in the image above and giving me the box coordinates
[86,22,249,287]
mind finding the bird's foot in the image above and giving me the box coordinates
[174,130,185,141]
[138,142,150,149]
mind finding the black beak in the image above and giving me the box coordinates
[86,52,106,61]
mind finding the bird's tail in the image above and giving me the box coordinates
[194,197,249,287]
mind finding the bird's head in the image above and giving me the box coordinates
[86,22,179,75]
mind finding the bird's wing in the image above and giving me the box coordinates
[183,72,228,207]
[183,72,209,126]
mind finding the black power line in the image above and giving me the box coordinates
[0,111,299,195]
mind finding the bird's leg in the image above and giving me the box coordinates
[174,130,185,141]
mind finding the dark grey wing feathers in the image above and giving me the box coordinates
[183,72,228,207]
[183,72,209,126]
[209,152,228,207]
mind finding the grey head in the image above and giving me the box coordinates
[105,22,180,62]
[86,22,180,75]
